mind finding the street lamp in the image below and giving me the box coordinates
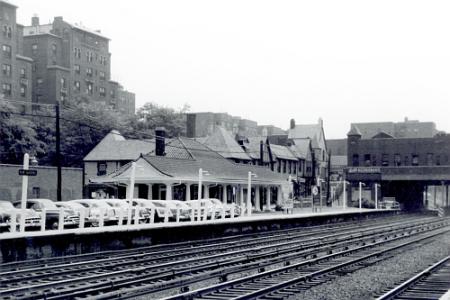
[342,180,350,210]
[359,182,366,211]
[247,172,257,216]
[198,168,209,200]
[317,178,325,212]
[374,183,380,209]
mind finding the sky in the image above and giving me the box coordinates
[13,0,450,138]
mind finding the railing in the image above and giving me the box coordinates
[2,204,242,235]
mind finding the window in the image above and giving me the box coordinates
[51,43,57,56]
[283,160,287,173]
[86,82,93,95]
[110,89,115,98]
[352,154,359,166]
[31,44,38,55]
[2,64,11,76]
[20,68,26,78]
[60,91,67,102]
[394,154,401,166]
[60,77,67,89]
[2,83,11,96]
[412,154,419,166]
[74,64,80,74]
[32,187,40,198]
[371,155,377,166]
[436,155,441,166]
[99,86,106,97]
[3,25,11,38]
[426,153,433,166]
[277,159,281,173]
[364,154,371,166]
[100,56,107,65]
[20,84,26,97]
[404,155,409,166]
[73,47,81,59]
[86,67,93,76]
[99,71,105,80]
[86,51,93,62]
[382,154,389,166]
[2,44,11,58]
[74,80,80,91]
[37,78,44,86]
[288,161,292,174]
[97,162,107,176]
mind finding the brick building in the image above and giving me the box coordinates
[345,125,450,210]
[186,112,285,138]
[22,15,135,114]
[0,1,32,105]
[0,164,82,201]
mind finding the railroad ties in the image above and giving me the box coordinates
[0,215,449,300]
[376,255,450,300]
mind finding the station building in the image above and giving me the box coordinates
[345,125,450,210]
[84,129,291,211]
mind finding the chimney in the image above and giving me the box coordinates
[32,14,39,26]
[290,119,296,130]
[318,117,323,127]
[155,127,166,156]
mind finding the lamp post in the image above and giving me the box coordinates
[126,162,136,225]
[359,182,366,211]
[342,180,350,210]
[247,172,257,216]
[198,168,209,200]
[317,178,324,212]
[374,183,380,209]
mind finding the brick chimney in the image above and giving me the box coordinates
[290,118,296,130]
[31,14,39,26]
[155,127,166,156]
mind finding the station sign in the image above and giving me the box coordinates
[18,169,37,176]
[347,167,381,174]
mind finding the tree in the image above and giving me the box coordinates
[0,102,46,164]
[133,102,189,138]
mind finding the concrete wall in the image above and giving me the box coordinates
[0,164,82,201]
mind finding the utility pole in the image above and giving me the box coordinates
[55,103,62,202]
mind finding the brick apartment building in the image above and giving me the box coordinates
[0,1,32,105]
[21,15,135,114]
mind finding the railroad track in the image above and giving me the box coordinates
[376,255,450,300]
[160,226,450,300]
[0,216,446,300]
[1,214,409,272]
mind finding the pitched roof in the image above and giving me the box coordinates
[92,138,287,185]
[83,131,152,161]
[289,139,312,160]
[244,136,271,162]
[288,123,326,150]
[84,130,194,161]
[326,139,347,156]
[372,131,395,139]
[269,144,297,161]
[347,125,363,137]
[201,126,251,161]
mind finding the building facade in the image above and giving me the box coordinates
[345,126,450,210]
[0,1,32,106]
[22,15,134,114]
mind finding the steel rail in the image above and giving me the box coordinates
[159,225,450,300]
[0,216,435,289]
[376,255,450,300]
[39,219,449,300]
[0,218,441,299]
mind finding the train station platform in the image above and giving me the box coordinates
[0,207,400,263]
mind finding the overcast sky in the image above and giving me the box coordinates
[14,0,450,138]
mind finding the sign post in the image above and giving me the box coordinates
[20,153,30,232]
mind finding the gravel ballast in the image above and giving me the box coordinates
[290,231,450,300]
